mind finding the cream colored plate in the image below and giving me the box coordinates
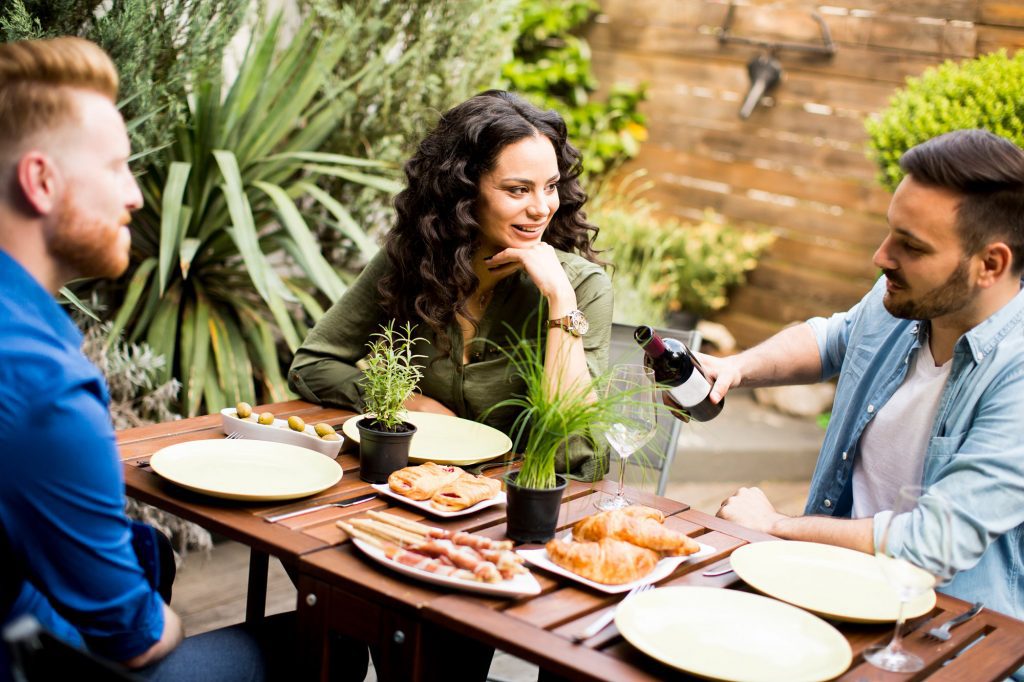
[342,412,512,465]
[616,586,852,682]
[150,438,342,501]
[730,540,936,623]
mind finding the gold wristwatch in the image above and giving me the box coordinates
[548,309,589,337]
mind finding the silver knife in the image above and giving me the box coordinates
[264,492,378,523]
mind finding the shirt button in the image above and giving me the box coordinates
[867,404,875,414]
[976,353,984,361]
[824,499,832,508]
[842,451,848,461]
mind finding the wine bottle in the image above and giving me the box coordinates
[634,325,723,422]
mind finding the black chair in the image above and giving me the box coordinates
[608,322,702,495]
[3,614,141,681]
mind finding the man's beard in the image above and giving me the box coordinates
[48,190,131,280]
[882,259,973,320]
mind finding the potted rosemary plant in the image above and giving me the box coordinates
[485,323,649,543]
[356,322,425,483]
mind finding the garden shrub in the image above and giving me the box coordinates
[866,50,1024,192]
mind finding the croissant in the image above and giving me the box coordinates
[545,537,659,585]
[572,508,700,557]
[430,473,502,512]
[388,462,463,500]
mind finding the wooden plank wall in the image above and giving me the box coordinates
[586,0,1024,348]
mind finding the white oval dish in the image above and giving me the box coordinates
[220,408,343,458]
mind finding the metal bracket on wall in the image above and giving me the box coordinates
[716,2,837,119]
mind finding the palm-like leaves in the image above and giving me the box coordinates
[109,15,401,416]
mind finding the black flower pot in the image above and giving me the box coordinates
[357,418,417,483]
[504,472,568,544]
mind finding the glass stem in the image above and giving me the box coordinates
[889,599,908,653]
[615,451,628,500]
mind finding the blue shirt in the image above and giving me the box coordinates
[0,250,164,678]
[807,276,1024,626]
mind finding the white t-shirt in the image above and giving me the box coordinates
[851,339,952,518]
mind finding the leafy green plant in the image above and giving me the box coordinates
[99,14,401,417]
[301,0,522,245]
[866,49,1024,192]
[502,0,647,180]
[1,0,247,163]
[591,175,775,322]
[483,318,658,490]
[360,322,426,432]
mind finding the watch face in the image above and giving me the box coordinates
[569,310,589,336]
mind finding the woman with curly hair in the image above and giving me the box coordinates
[289,90,612,479]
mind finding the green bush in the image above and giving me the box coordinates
[591,175,775,323]
[100,15,400,417]
[502,0,647,180]
[1,0,247,163]
[866,49,1024,192]
[302,0,522,246]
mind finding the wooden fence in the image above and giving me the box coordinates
[586,0,1024,348]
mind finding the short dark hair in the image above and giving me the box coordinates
[900,129,1024,274]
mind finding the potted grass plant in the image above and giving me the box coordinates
[485,320,652,543]
[357,322,425,482]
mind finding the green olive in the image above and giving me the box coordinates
[235,401,253,419]
[313,422,334,438]
[320,432,341,441]
[257,412,274,425]
[287,415,306,432]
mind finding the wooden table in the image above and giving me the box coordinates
[118,401,1024,682]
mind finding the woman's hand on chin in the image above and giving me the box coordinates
[403,394,457,416]
[485,242,576,312]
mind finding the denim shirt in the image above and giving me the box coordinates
[806,277,1024,628]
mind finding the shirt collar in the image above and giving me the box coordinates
[959,280,1024,362]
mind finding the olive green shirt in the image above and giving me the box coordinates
[288,249,613,479]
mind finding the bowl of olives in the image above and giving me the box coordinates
[219,403,343,458]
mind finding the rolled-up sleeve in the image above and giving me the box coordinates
[288,252,390,410]
[807,278,881,381]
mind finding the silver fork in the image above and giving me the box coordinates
[225,432,243,440]
[571,583,654,643]
[925,602,983,642]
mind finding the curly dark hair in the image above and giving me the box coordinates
[379,89,600,355]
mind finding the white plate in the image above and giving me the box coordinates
[342,412,512,465]
[370,483,506,518]
[729,540,936,623]
[517,537,715,594]
[220,408,343,458]
[351,537,541,598]
[150,438,342,501]
[616,586,852,682]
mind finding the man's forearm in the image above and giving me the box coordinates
[771,515,874,555]
[733,322,822,388]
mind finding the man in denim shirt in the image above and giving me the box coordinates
[706,130,1024,642]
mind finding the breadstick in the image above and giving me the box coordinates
[350,518,422,546]
[337,520,387,549]
[366,510,436,538]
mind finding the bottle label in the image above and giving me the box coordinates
[668,372,712,408]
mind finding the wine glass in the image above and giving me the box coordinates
[864,484,952,673]
[596,364,657,511]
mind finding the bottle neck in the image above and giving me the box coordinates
[634,326,667,358]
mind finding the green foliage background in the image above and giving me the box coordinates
[501,0,647,180]
[0,0,247,163]
[866,49,1024,192]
